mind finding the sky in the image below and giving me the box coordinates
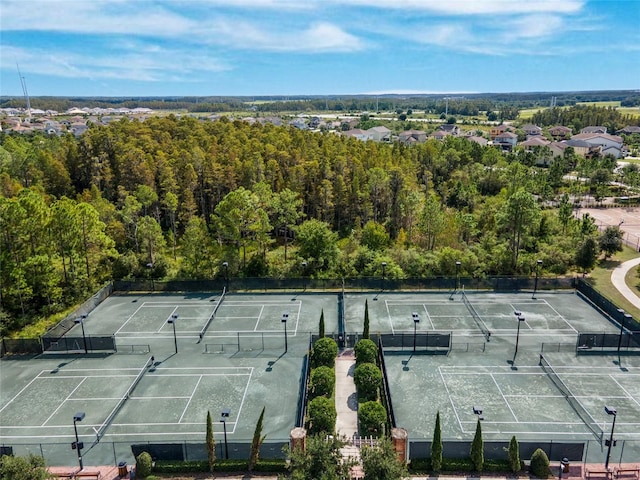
[1,0,639,97]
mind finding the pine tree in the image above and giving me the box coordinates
[363,299,370,339]
[319,309,325,338]
[508,435,521,472]
[206,410,216,472]
[249,406,266,471]
[431,411,443,472]
[470,418,484,472]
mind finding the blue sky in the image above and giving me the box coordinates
[1,0,639,97]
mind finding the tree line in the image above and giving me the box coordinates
[0,115,623,333]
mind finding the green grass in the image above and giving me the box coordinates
[576,101,622,108]
[587,246,640,319]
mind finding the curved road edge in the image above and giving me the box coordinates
[610,256,640,310]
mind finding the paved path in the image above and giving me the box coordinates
[335,349,363,479]
[610,256,640,309]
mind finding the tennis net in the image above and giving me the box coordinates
[96,355,154,439]
[539,354,603,442]
[198,287,226,342]
[461,291,491,341]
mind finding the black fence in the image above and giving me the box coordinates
[377,337,396,430]
[0,338,42,356]
[576,279,640,332]
[409,440,585,462]
[376,332,451,353]
[114,276,575,294]
[296,347,311,428]
[41,335,116,353]
[577,332,640,354]
[131,440,288,462]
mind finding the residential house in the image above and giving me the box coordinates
[439,124,461,136]
[430,130,451,141]
[564,139,596,157]
[493,131,518,150]
[571,132,624,157]
[521,124,542,137]
[289,118,308,130]
[367,126,392,142]
[490,124,514,140]
[549,125,573,139]
[519,136,550,150]
[580,126,607,134]
[343,129,371,141]
[398,130,427,144]
[549,141,570,158]
[466,136,488,146]
[618,126,640,135]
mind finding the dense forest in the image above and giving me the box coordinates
[0,114,630,334]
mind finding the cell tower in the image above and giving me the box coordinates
[17,64,32,120]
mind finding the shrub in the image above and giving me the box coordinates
[354,362,382,401]
[358,401,387,437]
[307,396,336,434]
[310,366,335,398]
[310,337,338,368]
[354,338,377,364]
[508,435,521,473]
[431,411,443,472]
[470,418,483,472]
[136,451,153,478]
[530,448,550,478]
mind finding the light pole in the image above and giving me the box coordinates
[514,312,526,359]
[412,312,420,353]
[455,261,461,292]
[473,406,484,421]
[282,313,289,353]
[72,412,85,470]
[74,314,88,354]
[301,261,307,291]
[604,405,617,469]
[617,309,625,353]
[167,314,178,354]
[222,261,229,291]
[221,408,230,459]
[381,262,387,290]
[532,259,543,299]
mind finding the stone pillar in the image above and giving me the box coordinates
[391,427,408,463]
[290,427,307,452]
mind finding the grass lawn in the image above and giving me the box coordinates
[587,245,640,318]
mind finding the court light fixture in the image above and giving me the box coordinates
[167,314,178,354]
[604,405,617,469]
[282,312,289,353]
[74,314,88,354]
[220,408,231,459]
[473,406,484,420]
[72,412,85,470]
[412,312,420,353]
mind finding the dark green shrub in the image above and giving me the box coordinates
[530,448,550,478]
[508,435,521,473]
[354,338,377,364]
[136,451,153,478]
[431,411,443,472]
[310,337,338,368]
[307,396,336,434]
[353,362,382,401]
[310,366,335,398]
[470,418,483,471]
[358,401,387,437]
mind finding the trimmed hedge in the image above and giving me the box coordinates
[307,396,336,434]
[353,362,382,401]
[152,459,287,474]
[354,338,377,364]
[409,458,516,473]
[310,366,335,398]
[358,401,386,437]
[310,337,338,368]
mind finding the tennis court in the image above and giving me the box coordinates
[0,292,338,466]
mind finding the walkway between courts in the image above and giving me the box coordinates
[335,348,363,479]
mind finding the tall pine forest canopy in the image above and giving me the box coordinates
[0,115,619,333]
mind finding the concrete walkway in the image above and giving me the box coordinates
[610,256,640,309]
[335,349,363,479]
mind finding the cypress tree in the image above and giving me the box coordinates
[470,418,484,472]
[249,406,266,471]
[431,411,443,472]
[319,308,325,338]
[508,435,521,472]
[363,299,370,339]
[206,410,216,472]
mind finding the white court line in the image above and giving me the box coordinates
[129,396,191,400]
[385,300,395,335]
[422,304,435,330]
[42,378,87,426]
[610,376,640,408]
[541,299,578,333]
[232,367,254,435]
[156,306,180,333]
[179,375,203,423]
[294,301,302,336]
[114,302,147,335]
[490,373,519,422]
[438,367,463,432]
[254,305,265,331]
